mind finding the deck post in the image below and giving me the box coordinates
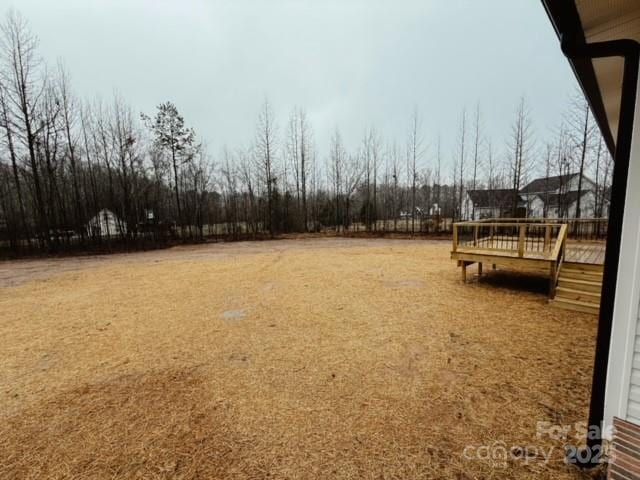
[478,262,483,276]
[452,224,458,253]
[518,225,526,257]
[473,225,478,246]
[549,262,557,298]
[544,225,551,252]
[461,261,467,282]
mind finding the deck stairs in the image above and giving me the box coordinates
[550,262,603,315]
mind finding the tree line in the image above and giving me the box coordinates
[0,11,612,256]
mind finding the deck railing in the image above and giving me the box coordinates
[469,217,607,241]
[452,221,567,259]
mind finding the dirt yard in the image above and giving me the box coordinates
[0,238,598,479]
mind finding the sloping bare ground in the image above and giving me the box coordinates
[0,238,597,479]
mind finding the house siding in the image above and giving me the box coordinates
[529,196,545,218]
[629,313,640,424]
[567,191,596,218]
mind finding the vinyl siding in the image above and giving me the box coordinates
[629,297,640,425]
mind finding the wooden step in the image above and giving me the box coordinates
[557,277,603,293]
[559,269,604,281]
[563,262,604,273]
[555,286,601,304]
[550,298,599,315]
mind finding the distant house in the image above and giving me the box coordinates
[462,172,606,221]
[529,190,597,218]
[86,209,127,238]
[399,206,424,218]
[463,189,524,220]
[463,173,609,220]
[520,172,597,218]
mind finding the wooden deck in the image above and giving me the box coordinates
[565,241,605,265]
[451,220,606,298]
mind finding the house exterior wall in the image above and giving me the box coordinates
[604,69,640,435]
[464,202,511,221]
[566,191,596,218]
[462,193,473,220]
[566,174,596,193]
[529,196,545,218]
[521,193,537,212]
[462,193,485,220]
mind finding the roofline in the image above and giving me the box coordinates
[540,0,616,154]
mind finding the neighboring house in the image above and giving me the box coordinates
[462,189,524,220]
[520,172,597,218]
[529,190,597,218]
[86,209,126,238]
[463,174,604,221]
[543,0,640,470]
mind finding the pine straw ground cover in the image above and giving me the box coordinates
[0,238,598,480]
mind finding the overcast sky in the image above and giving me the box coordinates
[1,0,579,174]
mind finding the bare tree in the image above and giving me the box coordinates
[455,108,466,220]
[593,134,612,218]
[286,107,312,231]
[57,62,84,235]
[343,153,364,231]
[362,127,381,231]
[507,96,534,217]
[0,81,27,239]
[238,147,258,234]
[254,99,277,235]
[553,123,573,218]
[0,10,48,244]
[566,92,596,218]
[435,134,441,214]
[471,103,482,218]
[542,142,553,217]
[407,108,424,233]
[329,128,344,230]
[389,141,402,232]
